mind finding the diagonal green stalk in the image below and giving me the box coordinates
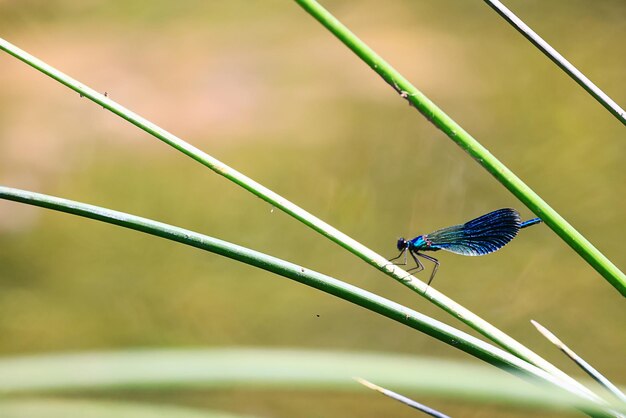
[0,37,600,399]
[356,378,451,418]
[532,320,626,404]
[0,186,610,414]
[483,0,626,125]
[292,0,626,296]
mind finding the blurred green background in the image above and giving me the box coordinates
[0,0,624,416]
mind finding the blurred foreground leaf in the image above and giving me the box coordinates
[0,348,622,414]
[0,398,256,418]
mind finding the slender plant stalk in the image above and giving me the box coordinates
[532,320,626,404]
[483,0,626,125]
[356,378,451,418]
[0,186,609,413]
[0,37,602,398]
[292,0,626,296]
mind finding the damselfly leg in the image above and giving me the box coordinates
[388,249,407,265]
[388,249,439,289]
[413,252,440,286]
[407,250,425,274]
[388,249,424,273]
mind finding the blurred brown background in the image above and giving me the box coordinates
[0,1,624,416]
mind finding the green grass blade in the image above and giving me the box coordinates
[292,0,626,296]
[483,0,626,125]
[0,186,607,411]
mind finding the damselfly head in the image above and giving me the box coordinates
[396,238,408,251]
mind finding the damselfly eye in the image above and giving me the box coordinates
[396,238,407,251]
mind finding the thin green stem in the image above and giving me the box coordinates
[0,36,600,399]
[292,0,626,296]
[532,320,626,404]
[483,0,626,125]
[0,186,609,414]
[356,378,451,418]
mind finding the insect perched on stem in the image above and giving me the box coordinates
[390,208,542,286]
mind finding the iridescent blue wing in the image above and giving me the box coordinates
[425,208,522,256]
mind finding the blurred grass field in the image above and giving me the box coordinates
[0,1,624,416]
